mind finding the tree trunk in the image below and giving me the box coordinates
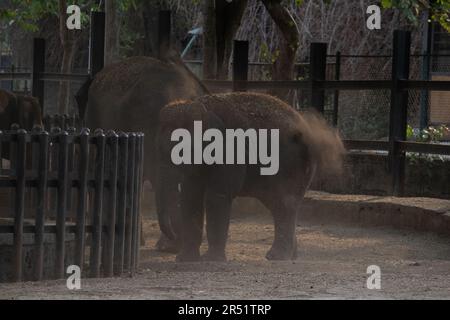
[104,0,121,65]
[261,0,300,100]
[203,0,248,80]
[57,0,77,115]
[202,0,217,80]
[216,0,248,80]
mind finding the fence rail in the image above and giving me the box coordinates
[0,127,144,282]
[221,31,450,196]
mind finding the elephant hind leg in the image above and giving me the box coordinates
[262,194,300,261]
[202,191,233,262]
[176,177,205,262]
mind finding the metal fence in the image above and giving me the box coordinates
[202,30,450,196]
[0,127,144,282]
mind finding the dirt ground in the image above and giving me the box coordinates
[0,210,449,300]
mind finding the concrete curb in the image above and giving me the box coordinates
[299,191,450,236]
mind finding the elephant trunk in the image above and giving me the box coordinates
[155,165,180,241]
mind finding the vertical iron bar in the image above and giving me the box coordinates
[90,130,106,278]
[114,133,128,276]
[55,131,69,279]
[89,11,105,78]
[135,134,144,269]
[389,30,411,197]
[34,129,49,281]
[104,131,119,277]
[131,133,141,274]
[13,129,27,282]
[333,51,341,126]
[158,10,172,60]
[232,40,249,92]
[124,134,136,271]
[310,43,327,114]
[32,38,45,115]
[75,128,90,271]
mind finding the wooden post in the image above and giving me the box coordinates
[89,11,105,78]
[232,40,248,92]
[158,10,171,60]
[389,30,411,197]
[32,38,45,115]
[310,43,327,114]
[333,51,341,126]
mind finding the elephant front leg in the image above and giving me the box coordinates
[203,191,232,262]
[264,196,299,261]
[176,178,204,262]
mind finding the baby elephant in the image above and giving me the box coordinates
[156,92,344,262]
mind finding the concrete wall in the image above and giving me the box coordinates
[313,152,450,199]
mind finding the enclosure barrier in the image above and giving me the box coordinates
[43,114,82,132]
[2,11,449,198]
[202,30,450,197]
[0,127,144,282]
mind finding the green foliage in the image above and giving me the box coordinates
[407,124,450,143]
[0,0,137,32]
[382,0,450,31]
[406,124,450,178]
[0,0,103,32]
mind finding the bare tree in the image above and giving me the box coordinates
[202,0,248,80]
[57,0,82,115]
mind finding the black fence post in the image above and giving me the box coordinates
[124,134,136,271]
[158,10,171,60]
[233,40,249,92]
[75,128,90,272]
[114,133,129,276]
[34,129,49,281]
[13,129,27,282]
[333,51,341,126]
[389,30,411,197]
[89,11,105,78]
[32,38,45,115]
[104,131,119,278]
[310,43,327,114]
[90,129,106,278]
[55,130,69,279]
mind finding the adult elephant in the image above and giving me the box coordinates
[76,55,209,252]
[157,92,345,261]
[0,89,42,131]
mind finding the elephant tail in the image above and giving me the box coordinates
[301,111,345,176]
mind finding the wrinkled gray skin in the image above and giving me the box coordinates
[76,56,208,252]
[157,93,344,261]
[0,89,42,131]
